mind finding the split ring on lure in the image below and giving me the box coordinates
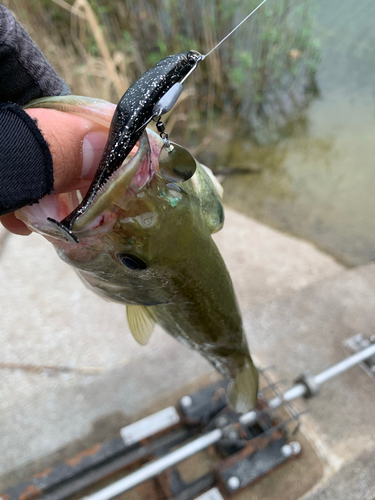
[48,51,202,243]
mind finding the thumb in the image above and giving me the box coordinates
[25,108,109,194]
[0,108,109,236]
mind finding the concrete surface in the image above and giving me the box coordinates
[4,205,373,498]
[243,263,375,499]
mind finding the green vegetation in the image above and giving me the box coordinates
[7,0,320,143]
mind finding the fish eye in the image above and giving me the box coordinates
[117,253,148,270]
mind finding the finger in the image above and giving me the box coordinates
[25,108,109,194]
[0,214,31,235]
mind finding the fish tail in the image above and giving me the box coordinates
[227,357,259,414]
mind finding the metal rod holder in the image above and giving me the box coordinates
[81,342,375,500]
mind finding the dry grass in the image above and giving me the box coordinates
[6,0,319,143]
[7,0,129,101]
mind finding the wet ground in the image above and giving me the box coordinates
[221,0,375,266]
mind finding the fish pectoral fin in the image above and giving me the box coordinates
[126,305,155,345]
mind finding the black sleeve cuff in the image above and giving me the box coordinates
[0,5,70,105]
[0,102,53,216]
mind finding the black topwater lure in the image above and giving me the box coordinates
[48,0,267,243]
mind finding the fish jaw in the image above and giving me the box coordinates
[18,95,116,237]
[19,95,165,239]
[16,127,163,240]
[70,130,157,232]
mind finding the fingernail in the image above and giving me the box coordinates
[82,131,108,178]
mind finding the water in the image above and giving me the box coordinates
[221,0,375,266]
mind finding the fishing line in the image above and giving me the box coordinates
[47,0,268,242]
[159,0,268,98]
[202,0,268,60]
[153,0,268,184]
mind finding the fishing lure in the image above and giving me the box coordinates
[48,51,201,242]
[48,0,267,243]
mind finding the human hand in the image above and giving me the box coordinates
[0,5,109,236]
[0,108,108,236]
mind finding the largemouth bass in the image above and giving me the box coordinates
[19,88,258,413]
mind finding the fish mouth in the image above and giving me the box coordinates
[18,130,163,241]
[17,96,164,241]
[46,131,154,244]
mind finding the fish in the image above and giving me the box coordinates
[19,65,258,412]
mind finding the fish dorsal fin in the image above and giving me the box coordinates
[126,305,155,345]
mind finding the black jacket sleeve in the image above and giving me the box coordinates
[0,5,70,216]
